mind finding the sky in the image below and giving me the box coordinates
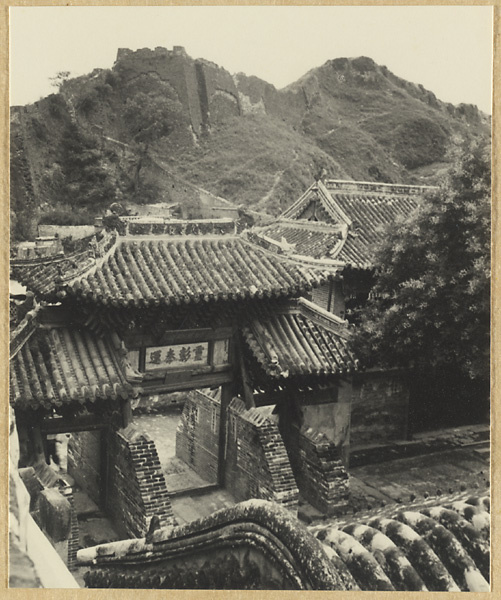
[10,5,493,113]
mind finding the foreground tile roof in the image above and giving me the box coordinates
[278,180,435,269]
[77,495,489,591]
[243,298,358,378]
[312,493,490,592]
[14,231,337,307]
[10,326,134,410]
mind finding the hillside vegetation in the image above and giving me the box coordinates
[10,47,490,240]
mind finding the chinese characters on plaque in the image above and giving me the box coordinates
[145,342,209,371]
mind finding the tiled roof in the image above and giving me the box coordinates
[10,326,134,410]
[12,231,117,296]
[280,180,435,269]
[252,220,345,260]
[312,494,490,592]
[78,495,489,591]
[17,234,335,306]
[243,298,358,378]
[334,192,420,268]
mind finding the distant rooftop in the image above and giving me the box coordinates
[272,179,437,269]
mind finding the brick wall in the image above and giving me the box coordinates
[310,283,330,312]
[33,484,80,570]
[200,61,241,123]
[350,371,409,446]
[296,428,349,515]
[60,486,79,570]
[278,399,349,515]
[310,282,345,317]
[301,384,351,465]
[107,426,174,538]
[176,390,219,485]
[67,430,101,505]
[225,398,298,513]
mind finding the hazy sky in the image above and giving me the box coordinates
[10,5,493,113]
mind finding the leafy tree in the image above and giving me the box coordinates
[353,140,490,383]
[55,122,117,208]
[49,71,71,91]
[123,85,183,197]
[124,91,181,144]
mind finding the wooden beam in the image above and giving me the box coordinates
[236,334,255,409]
[41,415,109,434]
[217,334,238,487]
[124,327,234,349]
[141,371,233,395]
[252,383,341,407]
[122,399,133,428]
[218,382,234,487]
[159,327,234,345]
[99,429,109,510]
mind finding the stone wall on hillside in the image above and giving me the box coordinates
[113,46,310,136]
[234,73,307,125]
[197,60,241,123]
[115,47,204,136]
[114,47,244,137]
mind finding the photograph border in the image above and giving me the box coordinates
[1,1,498,598]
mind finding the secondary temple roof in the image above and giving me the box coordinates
[13,224,338,306]
[243,298,358,378]
[250,220,346,260]
[254,179,436,270]
[10,324,134,410]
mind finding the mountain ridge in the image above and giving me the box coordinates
[10,46,490,241]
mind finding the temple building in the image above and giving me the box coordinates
[9,180,489,589]
[10,215,351,545]
[251,178,436,320]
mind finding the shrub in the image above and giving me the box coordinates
[47,94,66,119]
[392,118,448,169]
[104,70,118,88]
[38,207,94,226]
[30,117,47,141]
[77,92,98,115]
[351,57,377,73]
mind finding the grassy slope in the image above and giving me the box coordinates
[167,114,348,214]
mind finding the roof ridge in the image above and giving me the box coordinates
[242,234,343,272]
[9,303,41,360]
[317,180,353,225]
[120,218,237,237]
[120,216,235,224]
[263,218,347,234]
[62,231,119,288]
[280,181,318,219]
[297,298,351,338]
[325,179,437,195]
